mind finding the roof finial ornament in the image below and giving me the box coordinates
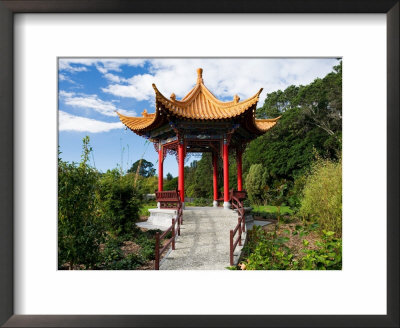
[197,68,203,84]
[234,94,240,104]
[141,109,149,117]
[170,93,176,101]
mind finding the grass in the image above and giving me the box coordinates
[251,205,293,215]
[139,202,157,217]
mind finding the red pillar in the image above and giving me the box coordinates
[158,145,163,192]
[237,148,243,191]
[212,152,218,207]
[223,139,230,208]
[178,139,185,203]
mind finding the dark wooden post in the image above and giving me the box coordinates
[242,208,246,233]
[155,232,160,270]
[172,218,175,250]
[238,218,242,246]
[230,230,234,266]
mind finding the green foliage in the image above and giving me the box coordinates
[240,225,342,270]
[242,226,295,270]
[186,154,214,198]
[300,230,342,270]
[193,197,212,207]
[58,136,102,269]
[97,169,141,236]
[166,172,173,181]
[243,61,342,208]
[136,175,158,194]
[264,180,288,222]
[245,164,268,205]
[299,157,342,236]
[127,159,156,177]
[97,230,156,270]
[164,176,178,191]
[58,138,159,270]
[98,240,145,270]
[286,174,307,212]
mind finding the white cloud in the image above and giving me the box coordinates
[104,73,127,83]
[100,58,339,106]
[59,90,135,117]
[59,73,73,83]
[59,58,147,90]
[59,111,124,133]
[59,58,146,74]
[59,61,89,73]
[102,73,155,101]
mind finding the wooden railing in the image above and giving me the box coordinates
[229,191,247,266]
[154,189,183,269]
[154,217,180,270]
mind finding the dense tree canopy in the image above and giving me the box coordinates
[127,159,156,177]
[244,61,342,185]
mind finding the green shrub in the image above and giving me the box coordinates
[193,197,211,206]
[58,137,102,269]
[239,226,342,270]
[287,174,307,212]
[164,177,178,191]
[135,232,157,260]
[241,226,295,270]
[98,240,145,270]
[97,169,142,236]
[299,230,342,270]
[245,164,268,205]
[299,158,342,236]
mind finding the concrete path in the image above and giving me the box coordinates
[160,207,245,270]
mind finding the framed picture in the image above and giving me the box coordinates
[1,1,398,327]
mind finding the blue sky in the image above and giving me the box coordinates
[58,58,339,176]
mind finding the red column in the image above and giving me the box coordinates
[237,148,243,191]
[212,152,218,206]
[158,145,163,192]
[178,139,185,203]
[223,139,230,208]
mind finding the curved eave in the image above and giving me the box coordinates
[116,111,161,135]
[152,83,263,120]
[253,116,282,133]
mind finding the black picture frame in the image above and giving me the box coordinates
[0,1,398,327]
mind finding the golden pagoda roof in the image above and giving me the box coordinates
[253,117,280,132]
[117,68,280,134]
[152,68,263,120]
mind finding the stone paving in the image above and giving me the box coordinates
[160,207,245,270]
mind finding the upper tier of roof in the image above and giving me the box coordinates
[117,68,280,135]
[152,68,263,120]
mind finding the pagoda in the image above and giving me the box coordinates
[117,68,280,209]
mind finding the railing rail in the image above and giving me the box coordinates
[154,189,183,270]
[229,193,246,266]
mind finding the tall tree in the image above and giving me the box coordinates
[127,159,156,177]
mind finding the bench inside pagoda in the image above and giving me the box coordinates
[155,189,181,209]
